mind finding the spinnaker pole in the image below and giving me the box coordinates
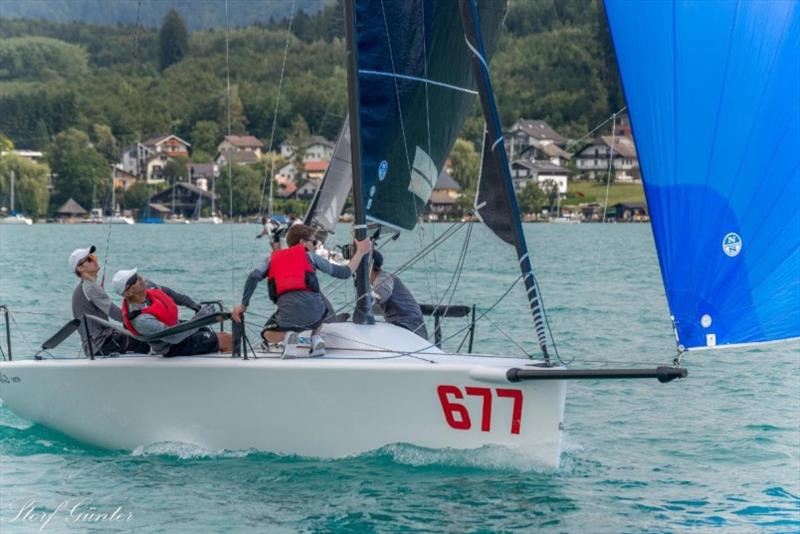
[343,0,374,325]
[458,0,551,363]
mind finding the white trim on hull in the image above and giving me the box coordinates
[0,323,567,467]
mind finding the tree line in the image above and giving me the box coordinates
[0,0,622,217]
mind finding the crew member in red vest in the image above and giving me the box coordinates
[232,224,371,356]
[113,268,232,356]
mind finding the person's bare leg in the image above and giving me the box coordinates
[216,332,233,353]
[262,330,285,344]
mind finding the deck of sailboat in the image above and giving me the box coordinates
[7,322,549,371]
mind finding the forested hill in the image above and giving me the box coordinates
[0,0,329,30]
[0,0,621,153]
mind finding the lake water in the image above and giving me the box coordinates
[0,223,798,532]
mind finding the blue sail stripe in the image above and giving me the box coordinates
[358,70,478,95]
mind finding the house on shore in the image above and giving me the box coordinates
[510,159,569,194]
[217,135,263,160]
[504,119,566,161]
[574,135,639,182]
[280,136,335,162]
[147,182,217,218]
[120,134,191,183]
[275,159,328,182]
[112,167,138,191]
[56,198,87,223]
[425,170,461,221]
[612,202,649,222]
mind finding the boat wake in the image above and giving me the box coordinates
[130,441,258,460]
[374,443,559,472]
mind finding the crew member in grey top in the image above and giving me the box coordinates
[369,250,428,338]
[232,224,371,356]
[68,245,200,356]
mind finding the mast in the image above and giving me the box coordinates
[343,0,374,325]
[9,170,14,212]
[458,0,551,363]
[211,174,216,215]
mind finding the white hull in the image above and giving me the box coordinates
[194,216,223,224]
[0,214,33,225]
[0,323,566,467]
[164,217,190,224]
[107,216,135,225]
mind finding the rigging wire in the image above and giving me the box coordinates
[224,0,236,305]
[563,105,627,152]
[601,112,618,225]
[257,0,296,227]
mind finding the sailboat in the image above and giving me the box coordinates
[2,0,795,468]
[0,170,33,225]
[164,179,190,224]
[194,176,223,224]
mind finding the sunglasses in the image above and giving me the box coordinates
[78,254,96,267]
[306,238,319,246]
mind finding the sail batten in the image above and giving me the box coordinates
[358,70,478,95]
[606,0,800,351]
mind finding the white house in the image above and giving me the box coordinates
[141,134,191,158]
[510,159,569,194]
[120,135,191,182]
[574,135,639,181]
[504,119,566,160]
[280,136,335,162]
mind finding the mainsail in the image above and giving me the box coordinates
[352,0,506,230]
[605,1,800,350]
[304,117,352,233]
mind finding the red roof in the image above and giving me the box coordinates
[304,160,328,172]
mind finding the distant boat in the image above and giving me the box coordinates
[163,214,190,224]
[83,208,133,225]
[0,213,33,225]
[194,215,223,224]
[82,208,104,224]
[550,217,579,224]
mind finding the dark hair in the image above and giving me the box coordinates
[285,224,316,247]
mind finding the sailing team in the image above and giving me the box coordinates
[68,222,426,358]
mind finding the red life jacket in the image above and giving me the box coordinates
[267,244,319,302]
[122,288,179,336]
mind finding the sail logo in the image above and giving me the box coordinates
[722,232,742,257]
[378,160,388,181]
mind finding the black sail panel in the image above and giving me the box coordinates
[475,129,514,246]
[353,0,506,230]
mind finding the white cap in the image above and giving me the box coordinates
[68,245,96,273]
[111,268,138,296]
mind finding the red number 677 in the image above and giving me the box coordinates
[437,385,523,434]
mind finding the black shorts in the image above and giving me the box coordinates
[98,332,151,356]
[165,328,219,356]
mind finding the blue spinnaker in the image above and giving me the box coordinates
[353,0,505,230]
[605,0,800,350]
